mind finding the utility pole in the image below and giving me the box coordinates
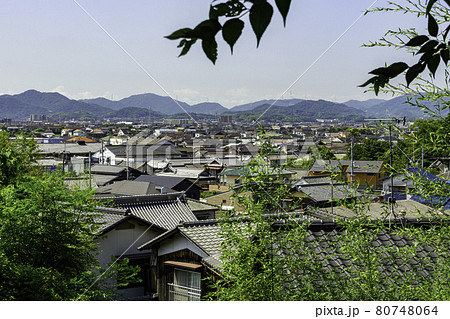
[88,151,91,188]
[126,138,129,180]
[421,145,424,168]
[365,117,405,219]
[350,136,354,183]
[389,123,395,218]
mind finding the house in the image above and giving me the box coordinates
[219,166,295,187]
[137,217,450,300]
[99,141,183,165]
[95,180,177,197]
[135,175,202,200]
[294,182,362,208]
[137,220,224,300]
[98,193,198,231]
[186,198,220,220]
[95,206,166,299]
[93,194,201,299]
[203,188,251,213]
[90,164,143,186]
[309,160,386,188]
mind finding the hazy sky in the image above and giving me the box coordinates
[0,1,426,108]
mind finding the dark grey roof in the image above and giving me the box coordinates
[106,144,182,157]
[102,194,198,230]
[187,198,220,213]
[94,206,160,234]
[37,143,103,155]
[95,180,177,196]
[137,219,224,255]
[91,164,127,175]
[95,207,129,233]
[140,215,450,290]
[92,174,120,186]
[135,175,187,189]
[297,183,362,202]
[310,160,384,174]
[295,175,332,185]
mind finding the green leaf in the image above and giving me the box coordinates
[427,53,440,77]
[387,62,409,78]
[417,40,439,54]
[368,67,389,77]
[358,76,378,88]
[420,48,438,62]
[440,48,450,65]
[165,28,194,40]
[249,1,274,47]
[193,19,222,39]
[428,14,439,37]
[202,37,218,64]
[275,0,291,27]
[222,18,245,54]
[210,0,247,19]
[405,35,429,47]
[179,39,197,57]
[405,63,425,86]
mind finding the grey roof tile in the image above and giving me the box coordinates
[101,194,197,230]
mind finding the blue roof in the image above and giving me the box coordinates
[405,168,442,183]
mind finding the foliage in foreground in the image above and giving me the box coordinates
[0,132,139,300]
[207,125,450,301]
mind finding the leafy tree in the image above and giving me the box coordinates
[317,145,337,160]
[0,133,139,300]
[408,115,450,166]
[166,0,291,64]
[344,139,389,161]
[0,131,39,187]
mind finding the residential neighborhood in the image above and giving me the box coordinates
[1,107,449,301]
[2,1,450,305]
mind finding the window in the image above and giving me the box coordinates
[168,269,201,301]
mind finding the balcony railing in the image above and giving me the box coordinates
[168,283,201,301]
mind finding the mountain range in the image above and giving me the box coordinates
[0,89,446,122]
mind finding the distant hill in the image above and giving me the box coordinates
[343,99,387,112]
[189,102,228,115]
[0,90,112,120]
[230,99,304,112]
[0,95,48,120]
[107,107,164,120]
[226,100,364,122]
[364,95,449,118]
[82,93,191,115]
[1,89,446,121]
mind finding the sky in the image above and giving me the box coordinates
[0,0,427,108]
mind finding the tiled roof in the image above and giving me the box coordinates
[278,219,443,284]
[91,164,126,175]
[37,143,103,155]
[219,166,295,176]
[92,174,120,186]
[187,198,220,212]
[297,183,361,202]
[106,144,182,157]
[310,160,384,174]
[104,194,197,230]
[179,221,224,256]
[135,175,187,189]
[94,207,129,233]
[96,180,177,196]
[322,199,435,219]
